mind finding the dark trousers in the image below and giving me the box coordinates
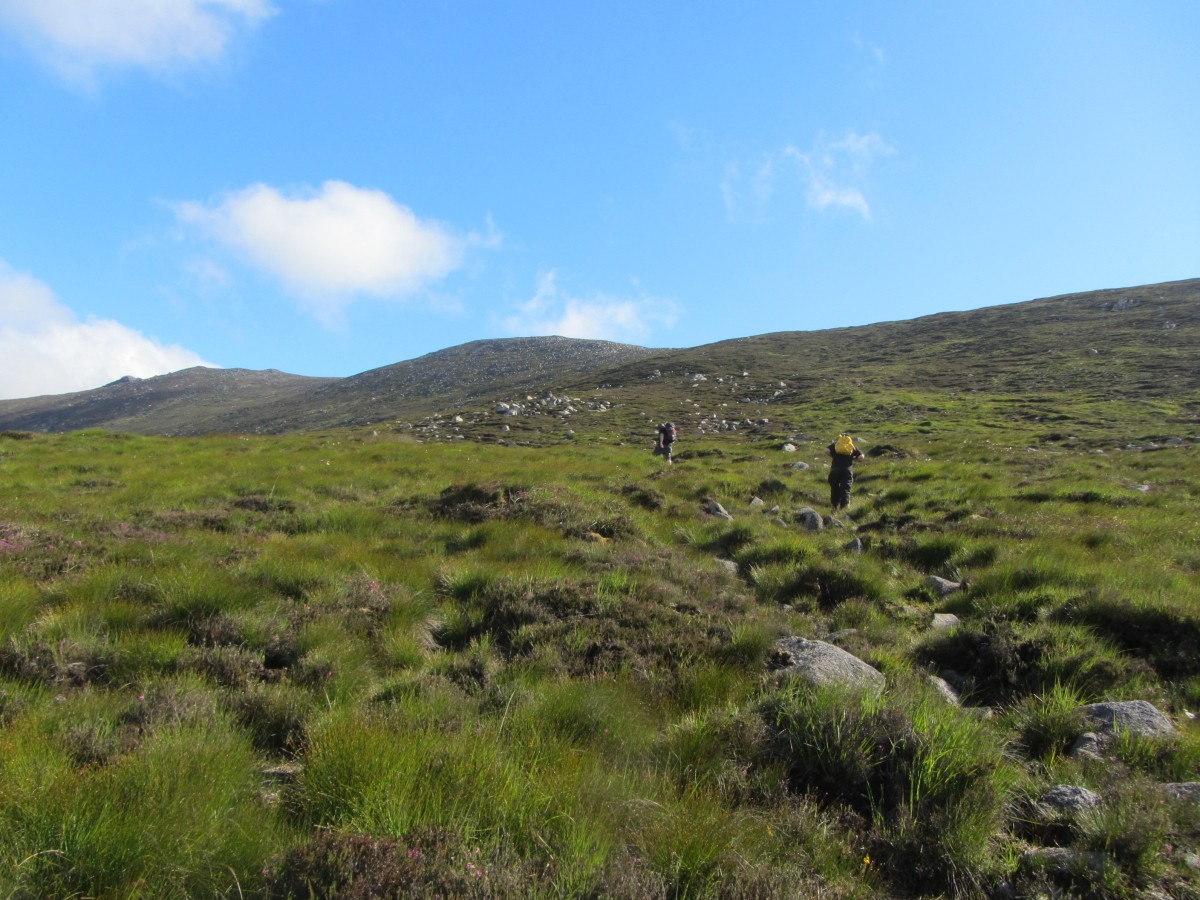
[829,469,853,509]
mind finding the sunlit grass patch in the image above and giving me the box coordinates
[1003,681,1087,761]
[734,534,818,569]
[1055,590,1200,680]
[655,702,767,799]
[916,617,1141,707]
[294,708,626,886]
[148,566,265,630]
[518,676,653,753]
[1076,774,1173,892]
[294,619,381,703]
[761,683,1016,895]
[1110,728,1200,783]
[746,554,891,610]
[1,715,279,898]
[0,577,40,640]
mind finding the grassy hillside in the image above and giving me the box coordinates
[1,381,1197,897]
[0,279,1196,439]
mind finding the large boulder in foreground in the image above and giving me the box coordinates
[772,638,885,694]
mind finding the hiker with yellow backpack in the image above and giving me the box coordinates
[827,432,865,510]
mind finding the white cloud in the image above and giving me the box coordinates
[176,181,468,325]
[786,130,895,219]
[502,271,679,344]
[0,261,213,400]
[724,129,894,222]
[0,0,274,83]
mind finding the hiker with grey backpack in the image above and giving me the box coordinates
[827,432,864,510]
[653,422,677,464]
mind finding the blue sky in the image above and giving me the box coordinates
[1,1,1197,400]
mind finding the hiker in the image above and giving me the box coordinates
[827,432,865,510]
[654,421,677,464]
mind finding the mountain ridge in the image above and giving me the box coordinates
[1,278,1196,436]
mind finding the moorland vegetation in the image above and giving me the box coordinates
[0,281,1198,898]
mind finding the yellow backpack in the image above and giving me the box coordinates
[834,433,856,455]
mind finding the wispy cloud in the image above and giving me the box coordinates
[723,129,895,222]
[501,270,679,344]
[0,261,213,400]
[0,0,275,85]
[176,181,471,326]
[850,31,887,86]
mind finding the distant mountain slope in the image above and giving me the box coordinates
[573,278,1200,399]
[0,279,1195,436]
[233,336,662,432]
[0,368,335,436]
[0,337,658,436]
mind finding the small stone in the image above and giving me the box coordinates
[703,500,733,520]
[1019,847,1109,876]
[1038,784,1102,816]
[928,675,960,705]
[793,507,823,531]
[925,576,961,598]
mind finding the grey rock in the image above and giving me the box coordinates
[703,500,734,520]
[750,496,765,507]
[1076,700,1177,738]
[1038,784,1102,816]
[1068,732,1107,760]
[789,461,811,470]
[844,537,863,555]
[928,674,960,705]
[793,507,823,531]
[925,575,962,598]
[931,612,960,630]
[715,558,739,576]
[773,638,885,694]
[1019,847,1109,876]
[782,443,797,452]
[1163,782,1200,804]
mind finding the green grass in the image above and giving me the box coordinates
[0,398,1197,898]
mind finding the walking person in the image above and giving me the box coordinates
[827,432,864,510]
[654,422,677,464]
